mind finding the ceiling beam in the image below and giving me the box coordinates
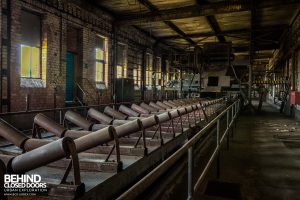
[205,15,226,42]
[137,0,196,46]
[234,43,279,53]
[196,0,226,42]
[159,25,287,40]
[118,0,299,25]
[163,21,196,45]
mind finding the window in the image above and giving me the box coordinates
[146,54,153,86]
[208,76,219,86]
[95,36,107,82]
[117,44,127,78]
[133,54,142,88]
[155,57,162,86]
[21,10,41,78]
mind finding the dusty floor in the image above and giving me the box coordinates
[200,102,300,200]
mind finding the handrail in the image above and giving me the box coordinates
[82,78,101,104]
[74,81,98,104]
[116,99,240,200]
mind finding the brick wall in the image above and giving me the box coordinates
[5,0,171,112]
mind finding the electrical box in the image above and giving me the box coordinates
[115,78,134,102]
[290,91,300,105]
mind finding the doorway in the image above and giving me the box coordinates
[65,25,83,104]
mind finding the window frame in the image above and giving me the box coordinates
[20,9,42,79]
[117,43,127,78]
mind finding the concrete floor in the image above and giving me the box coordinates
[204,102,300,199]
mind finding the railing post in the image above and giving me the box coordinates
[231,105,234,137]
[226,110,230,150]
[216,119,220,179]
[59,110,63,124]
[187,146,193,200]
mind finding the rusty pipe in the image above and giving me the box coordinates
[156,101,171,109]
[131,104,150,114]
[186,105,193,114]
[0,119,29,149]
[104,106,128,120]
[115,119,142,138]
[140,102,159,112]
[64,130,91,139]
[119,105,140,117]
[178,107,187,116]
[74,126,115,152]
[23,138,52,152]
[7,137,74,174]
[34,113,67,138]
[113,119,135,126]
[163,101,176,108]
[157,112,171,123]
[140,115,159,129]
[87,108,113,125]
[65,110,94,131]
[149,102,165,110]
[169,110,180,119]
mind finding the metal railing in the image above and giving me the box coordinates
[74,80,99,105]
[116,99,240,200]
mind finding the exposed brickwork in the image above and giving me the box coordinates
[5,0,170,112]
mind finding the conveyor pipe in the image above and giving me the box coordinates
[87,108,113,125]
[119,105,140,117]
[104,106,128,120]
[64,110,94,131]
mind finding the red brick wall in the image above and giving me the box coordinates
[6,0,170,112]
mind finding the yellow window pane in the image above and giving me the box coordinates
[21,45,31,77]
[31,47,40,78]
[117,65,123,78]
[96,62,104,82]
[124,67,127,78]
[96,48,104,60]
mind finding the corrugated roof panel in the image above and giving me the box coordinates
[96,0,148,14]
[149,0,196,10]
[171,16,213,34]
[215,11,251,31]
[138,22,178,37]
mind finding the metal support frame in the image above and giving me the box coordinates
[116,99,240,200]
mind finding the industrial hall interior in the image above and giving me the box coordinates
[0,0,300,199]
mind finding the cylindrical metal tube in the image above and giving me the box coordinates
[23,138,51,152]
[156,101,171,109]
[8,137,73,174]
[171,100,183,106]
[0,119,29,148]
[92,124,111,131]
[74,126,115,153]
[140,102,158,112]
[34,113,67,137]
[64,130,91,139]
[104,106,128,120]
[65,110,94,131]
[113,119,134,126]
[150,102,165,110]
[141,115,159,129]
[186,106,193,113]
[115,119,142,138]
[119,105,140,117]
[131,104,150,114]
[157,112,171,123]
[163,101,175,108]
[192,105,198,111]
[87,108,113,125]
[169,110,180,119]
[178,107,187,116]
